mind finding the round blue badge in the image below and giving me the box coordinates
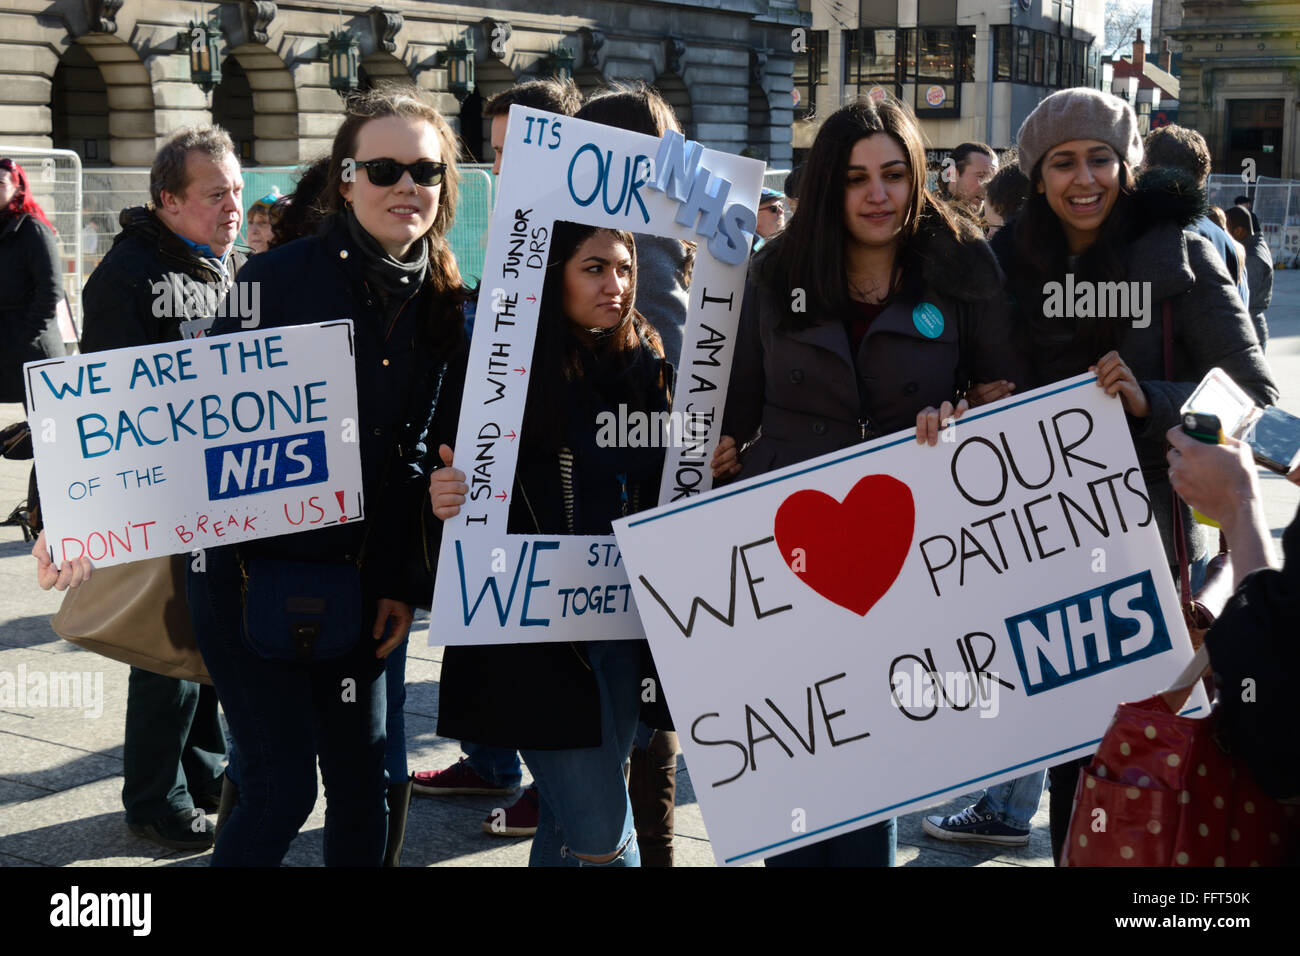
[912,302,945,339]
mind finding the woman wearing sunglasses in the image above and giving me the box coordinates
[190,89,468,866]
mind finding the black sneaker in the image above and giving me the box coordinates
[128,808,215,852]
[921,802,1030,847]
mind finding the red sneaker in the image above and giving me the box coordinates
[481,785,540,837]
[411,757,516,797]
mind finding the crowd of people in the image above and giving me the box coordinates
[5,76,1295,867]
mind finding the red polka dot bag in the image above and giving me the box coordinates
[1062,646,1299,867]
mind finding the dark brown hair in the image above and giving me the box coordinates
[756,95,962,326]
[937,141,996,198]
[324,89,466,349]
[1008,153,1138,358]
[577,81,682,138]
[485,78,582,118]
[523,221,664,452]
[1142,125,1212,186]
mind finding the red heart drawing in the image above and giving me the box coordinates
[773,474,915,617]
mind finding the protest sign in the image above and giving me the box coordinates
[613,374,1209,865]
[432,106,765,645]
[25,322,363,568]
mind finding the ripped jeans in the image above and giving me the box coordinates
[521,640,643,867]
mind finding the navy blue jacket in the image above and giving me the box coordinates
[211,215,464,606]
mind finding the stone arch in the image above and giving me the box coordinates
[54,35,156,167]
[651,72,694,140]
[51,43,109,165]
[212,56,256,164]
[220,43,301,166]
[462,58,518,163]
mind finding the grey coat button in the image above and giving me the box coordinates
[904,381,919,395]
[373,427,382,436]
[812,422,827,436]
[339,249,349,259]
[789,369,804,384]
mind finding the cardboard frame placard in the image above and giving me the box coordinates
[613,375,1208,865]
[432,106,765,645]
[26,322,363,568]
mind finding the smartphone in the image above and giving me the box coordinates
[1180,369,1255,436]
[1181,411,1224,444]
[1241,405,1300,475]
[1180,411,1224,528]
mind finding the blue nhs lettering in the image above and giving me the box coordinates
[204,430,328,500]
[1004,571,1171,696]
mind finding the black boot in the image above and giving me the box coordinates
[214,775,239,844]
[629,730,677,867]
[385,777,414,867]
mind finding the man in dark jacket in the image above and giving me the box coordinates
[1225,204,1273,351]
[77,126,244,851]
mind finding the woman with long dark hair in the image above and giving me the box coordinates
[714,95,1030,866]
[189,88,468,866]
[433,220,672,866]
[986,87,1277,863]
[0,158,66,403]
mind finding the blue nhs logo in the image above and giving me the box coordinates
[1005,571,1172,696]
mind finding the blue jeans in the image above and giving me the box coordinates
[385,639,408,784]
[979,770,1047,830]
[188,547,388,866]
[463,741,523,789]
[520,640,642,867]
[765,818,897,867]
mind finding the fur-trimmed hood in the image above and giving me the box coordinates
[907,204,1006,304]
[1128,165,1208,234]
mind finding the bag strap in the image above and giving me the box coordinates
[1161,297,1196,613]
[1166,644,1211,693]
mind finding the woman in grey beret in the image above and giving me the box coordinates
[988,86,1278,864]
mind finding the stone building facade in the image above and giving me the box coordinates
[0,0,807,168]
[1168,0,1300,180]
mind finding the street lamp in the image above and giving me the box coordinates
[545,42,575,81]
[187,16,223,93]
[440,36,475,100]
[327,28,361,95]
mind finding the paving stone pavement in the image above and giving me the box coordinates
[1,273,1295,868]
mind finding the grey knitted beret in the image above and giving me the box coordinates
[1017,88,1143,177]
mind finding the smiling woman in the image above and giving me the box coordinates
[715,94,1032,866]
[994,85,1279,865]
[188,88,470,868]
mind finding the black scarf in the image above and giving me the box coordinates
[342,205,429,302]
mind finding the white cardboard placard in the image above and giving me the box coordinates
[432,106,764,644]
[26,322,363,567]
[613,374,1208,865]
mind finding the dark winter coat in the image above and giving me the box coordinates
[723,208,1032,475]
[1205,501,1300,806]
[79,206,243,353]
[992,170,1279,567]
[209,213,462,608]
[0,213,66,402]
[1242,232,1274,345]
[435,328,674,750]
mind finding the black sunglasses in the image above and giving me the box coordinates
[356,158,446,188]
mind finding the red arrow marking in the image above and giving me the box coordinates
[514,366,527,375]
[495,490,508,502]
[526,294,537,303]
[505,430,517,441]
